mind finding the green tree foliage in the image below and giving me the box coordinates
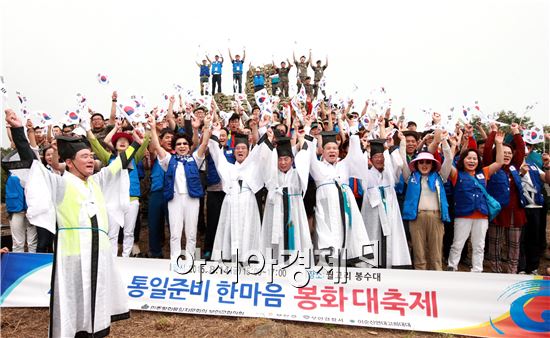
[472,110,548,154]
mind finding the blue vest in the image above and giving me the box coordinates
[527,163,545,206]
[232,60,243,74]
[5,174,27,213]
[206,154,221,186]
[224,147,236,164]
[150,159,165,192]
[487,166,526,208]
[212,61,222,74]
[110,156,141,197]
[137,160,145,180]
[395,174,406,195]
[453,170,489,217]
[253,74,265,86]
[402,171,450,222]
[163,155,204,201]
[200,65,210,77]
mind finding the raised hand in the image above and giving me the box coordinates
[510,122,520,135]
[494,130,505,144]
[5,109,22,128]
[266,126,274,143]
[112,91,118,101]
[212,121,221,132]
[191,116,201,130]
[132,127,144,145]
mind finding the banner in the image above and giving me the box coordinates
[1,253,548,337]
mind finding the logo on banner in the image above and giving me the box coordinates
[490,279,550,334]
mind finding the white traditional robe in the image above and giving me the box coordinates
[360,149,412,268]
[260,140,313,261]
[309,135,374,263]
[208,138,272,261]
[25,157,130,338]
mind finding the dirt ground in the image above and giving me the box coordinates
[0,308,455,338]
[1,205,549,337]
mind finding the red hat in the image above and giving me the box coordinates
[409,152,441,172]
[112,132,133,147]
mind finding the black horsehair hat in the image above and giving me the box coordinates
[56,136,91,161]
[276,137,293,158]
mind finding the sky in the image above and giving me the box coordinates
[1,0,549,146]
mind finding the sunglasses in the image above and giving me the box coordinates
[417,160,433,165]
[175,141,189,146]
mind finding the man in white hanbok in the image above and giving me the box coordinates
[361,139,412,268]
[6,109,133,338]
[260,134,314,261]
[208,126,272,262]
[309,131,374,264]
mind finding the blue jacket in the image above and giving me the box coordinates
[526,162,545,206]
[163,155,204,201]
[454,170,488,217]
[212,61,222,74]
[223,147,236,164]
[253,74,265,87]
[403,171,450,222]
[150,159,165,192]
[206,154,221,186]
[232,60,243,74]
[200,65,210,77]
[395,174,406,195]
[487,166,526,208]
[5,174,27,213]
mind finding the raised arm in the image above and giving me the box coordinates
[4,109,36,162]
[26,120,38,149]
[87,127,112,165]
[488,131,505,176]
[190,115,201,152]
[308,49,312,65]
[475,121,487,140]
[483,123,498,166]
[440,135,453,181]
[134,131,151,163]
[166,95,177,131]
[196,115,211,159]
[148,113,167,160]
[228,48,234,62]
[102,119,120,151]
[397,131,411,181]
[109,91,118,125]
[509,123,525,168]
[427,129,443,155]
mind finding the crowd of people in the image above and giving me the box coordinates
[4,54,550,336]
[195,48,327,97]
[4,53,550,279]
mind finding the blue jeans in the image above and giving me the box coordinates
[148,190,168,257]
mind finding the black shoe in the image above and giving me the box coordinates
[446,266,455,271]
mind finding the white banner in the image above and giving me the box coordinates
[1,253,548,337]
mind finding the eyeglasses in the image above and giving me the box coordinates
[417,160,432,165]
[175,142,189,146]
